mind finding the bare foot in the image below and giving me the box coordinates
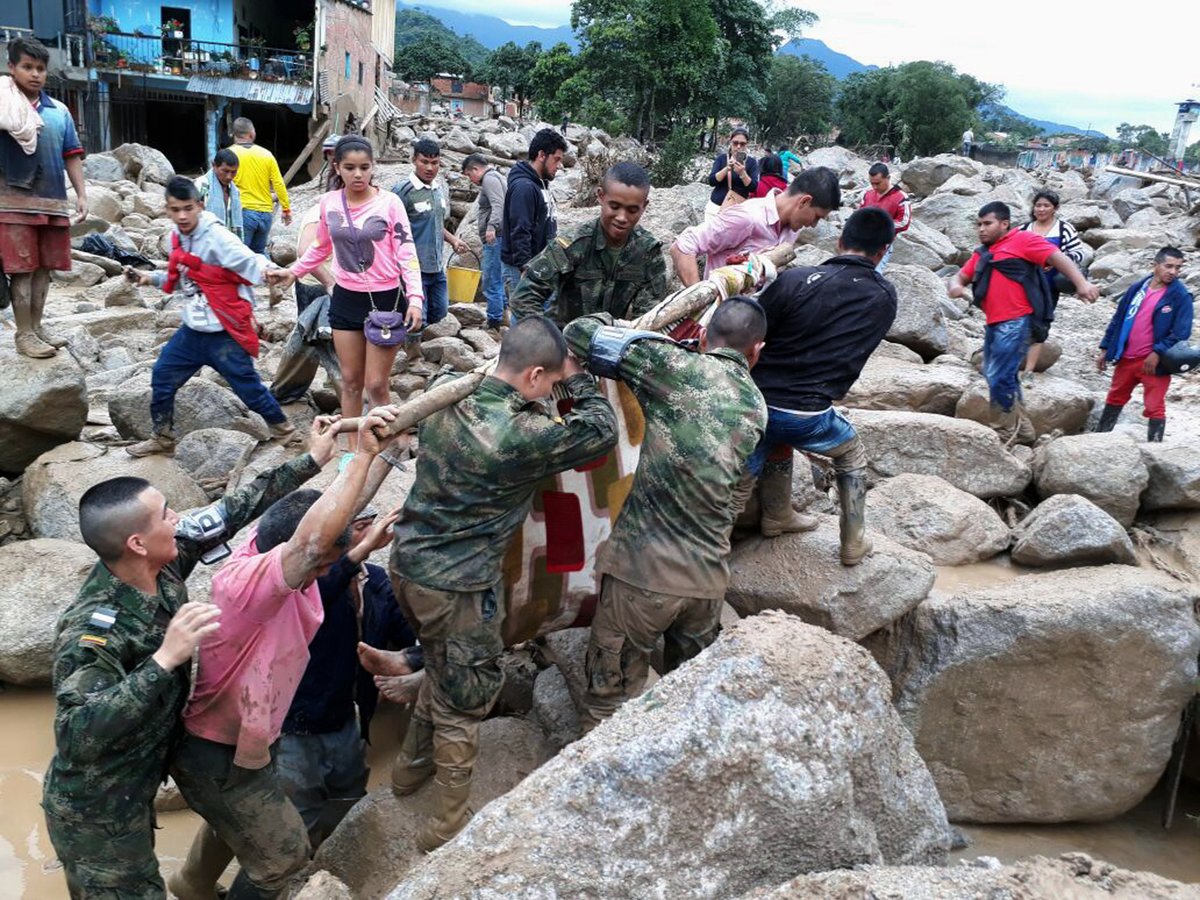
[358,642,414,676]
[376,671,423,704]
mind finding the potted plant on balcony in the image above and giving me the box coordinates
[161,19,184,39]
[87,15,120,35]
[292,23,312,52]
[115,50,128,69]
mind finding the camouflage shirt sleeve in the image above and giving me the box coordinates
[516,372,618,479]
[629,247,668,317]
[511,238,570,320]
[564,315,676,403]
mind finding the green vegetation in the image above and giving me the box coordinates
[752,55,836,144]
[393,9,489,78]
[1115,123,1169,157]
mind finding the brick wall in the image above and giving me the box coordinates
[317,0,379,122]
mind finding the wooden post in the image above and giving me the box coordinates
[282,119,332,186]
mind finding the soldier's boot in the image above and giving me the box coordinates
[391,716,435,796]
[126,431,176,458]
[10,278,55,358]
[1148,418,1166,442]
[269,419,301,445]
[836,469,872,567]
[758,457,818,537]
[415,768,473,853]
[1095,403,1123,433]
[167,824,235,900]
[1013,401,1037,446]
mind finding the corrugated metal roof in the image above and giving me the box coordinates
[184,76,313,104]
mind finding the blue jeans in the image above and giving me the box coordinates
[748,406,859,476]
[276,719,368,838]
[151,326,285,434]
[422,271,449,325]
[242,209,274,254]
[481,239,506,325]
[983,316,1030,412]
[876,243,894,274]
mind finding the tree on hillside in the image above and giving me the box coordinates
[393,9,489,71]
[393,36,472,82]
[529,42,586,122]
[479,41,543,117]
[751,55,835,144]
[1116,123,1169,157]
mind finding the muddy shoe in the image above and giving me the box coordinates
[34,325,68,349]
[14,330,56,359]
[269,421,300,445]
[126,434,175,457]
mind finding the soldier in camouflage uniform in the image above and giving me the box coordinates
[563,302,769,731]
[390,315,617,851]
[510,162,667,326]
[41,422,339,898]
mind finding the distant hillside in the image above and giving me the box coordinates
[986,103,1103,138]
[777,38,875,80]
[394,8,491,68]
[399,2,576,50]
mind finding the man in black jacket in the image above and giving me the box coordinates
[501,128,567,300]
[745,207,898,566]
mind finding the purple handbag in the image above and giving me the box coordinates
[340,190,407,347]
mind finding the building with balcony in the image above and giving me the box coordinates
[0,0,395,177]
[429,75,490,118]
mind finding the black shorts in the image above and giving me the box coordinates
[329,285,405,331]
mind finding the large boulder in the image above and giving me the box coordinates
[1139,443,1200,511]
[481,131,527,160]
[313,717,551,899]
[1033,433,1148,526]
[1010,494,1136,567]
[441,126,477,154]
[901,154,985,196]
[888,219,958,269]
[82,152,126,183]
[865,474,1010,565]
[88,184,126,223]
[884,265,950,359]
[850,410,1033,499]
[173,428,259,485]
[388,614,950,899]
[23,442,206,541]
[725,522,934,639]
[111,142,176,185]
[0,342,88,472]
[1112,187,1155,221]
[0,538,96,685]
[954,374,1094,437]
[868,566,1199,823]
[532,665,581,749]
[843,357,970,416]
[108,373,271,442]
[911,191,984,259]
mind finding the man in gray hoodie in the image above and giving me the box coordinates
[463,153,508,331]
[124,176,297,457]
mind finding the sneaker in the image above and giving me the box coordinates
[1021,371,1035,389]
[269,421,301,445]
[126,434,175,457]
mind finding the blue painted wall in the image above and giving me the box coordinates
[88,0,235,44]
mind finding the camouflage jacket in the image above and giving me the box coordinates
[510,217,668,326]
[41,453,323,824]
[564,315,767,599]
[392,370,617,592]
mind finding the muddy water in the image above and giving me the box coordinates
[0,688,406,898]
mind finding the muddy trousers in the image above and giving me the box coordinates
[269,331,343,405]
[171,733,310,900]
[390,570,506,785]
[581,575,723,732]
[44,805,165,899]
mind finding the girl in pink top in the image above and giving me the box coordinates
[276,136,424,436]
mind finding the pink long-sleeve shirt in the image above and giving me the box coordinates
[292,188,425,308]
[673,191,800,280]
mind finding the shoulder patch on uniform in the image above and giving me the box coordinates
[79,634,108,648]
[557,236,572,249]
[88,607,117,631]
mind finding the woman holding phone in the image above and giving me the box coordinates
[705,127,759,221]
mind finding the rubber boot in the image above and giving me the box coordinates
[391,716,435,796]
[10,278,55,358]
[166,824,234,900]
[1095,403,1123,433]
[414,771,472,852]
[758,457,818,537]
[1148,418,1166,442]
[837,470,872,567]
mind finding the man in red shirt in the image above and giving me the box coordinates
[861,163,910,272]
[948,201,1098,443]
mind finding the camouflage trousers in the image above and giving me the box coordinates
[581,575,723,732]
[44,805,165,899]
[171,733,310,900]
[391,570,506,779]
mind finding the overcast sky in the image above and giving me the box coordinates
[443,0,1197,139]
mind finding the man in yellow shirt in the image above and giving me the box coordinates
[229,117,291,253]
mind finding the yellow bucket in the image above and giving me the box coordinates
[447,249,482,303]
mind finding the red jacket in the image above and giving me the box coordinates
[753,175,789,199]
[165,233,260,356]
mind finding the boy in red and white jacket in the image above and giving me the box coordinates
[861,163,910,273]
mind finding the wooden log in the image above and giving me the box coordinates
[1104,165,1200,189]
[283,120,332,186]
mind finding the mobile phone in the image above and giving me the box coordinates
[735,151,747,163]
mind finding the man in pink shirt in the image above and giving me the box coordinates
[171,407,400,899]
[671,166,840,286]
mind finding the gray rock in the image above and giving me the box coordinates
[1059,200,1122,232]
[132,191,166,219]
[954,374,1094,437]
[1033,433,1148,526]
[419,336,483,371]
[1090,172,1144,202]
[109,373,271,442]
[70,249,125,277]
[83,277,142,308]
[88,185,126,223]
[389,614,949,899]
[51,261,107,287]
[447,302,487,327]
[294,871,353,900]
[901,155,986,196]
[174,428,259,484]
[532,665,581,748]
[843,356,970,416]
[1139,443,1200,510]
[442,126,477,154]
[23,442,206,541]
[0,341,88,472]
[868,566,1198,823]
[850,410,1033,499]
[866,474,1010,565]
[726,521,935,639]
[458,328,500,359]
[888,219,958,269]
[83,152,126,183]
[112,142,176,185]
[885,265,950,359]
[482,131,527,160]
[1011,494,1135,567]
[0,538,96,685]
[420,313,460,339]
[313,717,551,899]
[1112,187,1154,221]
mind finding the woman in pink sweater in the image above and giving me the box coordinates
[274,136,424,426]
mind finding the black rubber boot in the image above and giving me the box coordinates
[1095,403,1123,433]
[1148,418,1166,442]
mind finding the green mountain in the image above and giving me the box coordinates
[394,8,491,71]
